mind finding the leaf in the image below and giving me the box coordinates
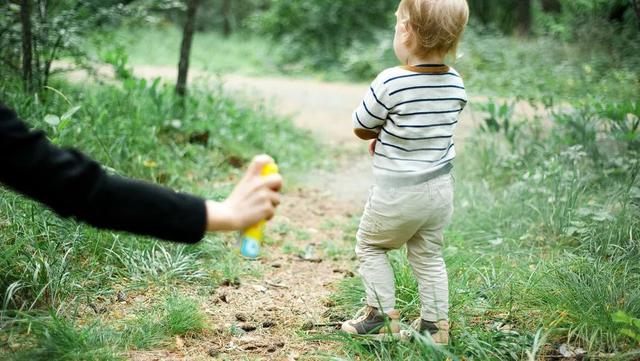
[44,114,60,126]
[143,160,158,168]
[60,105,81,121]
[620,329,640,342]
[612,310,632,324]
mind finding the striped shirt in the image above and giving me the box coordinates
[353,64,467,187]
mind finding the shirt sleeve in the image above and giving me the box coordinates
[0,103,207,244]
[352,73,391,133]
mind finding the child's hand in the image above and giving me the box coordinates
[369,139,377,156]
[206,155,282,231]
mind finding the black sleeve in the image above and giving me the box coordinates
[0,103,207,243]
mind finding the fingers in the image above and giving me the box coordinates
[247,154,275,176]
[263,173,283,192]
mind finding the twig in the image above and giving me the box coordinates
[301,321,341,330]
[265,280,289,289]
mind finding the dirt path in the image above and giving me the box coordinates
[124,65,491,360]
[133,65,495,203]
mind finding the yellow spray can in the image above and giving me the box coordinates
[238,162,279,258]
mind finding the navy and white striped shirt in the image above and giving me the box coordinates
[353,64,467,187]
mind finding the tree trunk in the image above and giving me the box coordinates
[540,0,561,13]
[20,0,33,92]
[632,0,640,29]
[176,0,199,97]
[516,0,532,36]
[222,0,231,37]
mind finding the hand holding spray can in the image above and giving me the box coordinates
[238,162,279,258]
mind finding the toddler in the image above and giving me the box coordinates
[341,0,469,344]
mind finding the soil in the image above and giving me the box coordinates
[73,65,534,360]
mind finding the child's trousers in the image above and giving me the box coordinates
[355,173,454,322]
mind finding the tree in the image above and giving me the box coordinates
[516,0,532,36]
[20,0,33,91]
[222,0,231,37]
[634,0,640,29]
[176,0,199,97]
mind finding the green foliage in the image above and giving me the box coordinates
[163,295,207,336]
[10,315,122,361]
[613,311,640,344]
[0,70,320,355]
[100,25,275,74]
[0,0,161,90]
[329,97,640,357]
[251,0,397,69]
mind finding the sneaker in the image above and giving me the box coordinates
[410,319,449,345]
[341,306,401,339]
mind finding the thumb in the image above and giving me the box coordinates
[247,154,275,176]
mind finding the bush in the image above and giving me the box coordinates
[251,0,396,69]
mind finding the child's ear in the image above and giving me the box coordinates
[401,22,414,46]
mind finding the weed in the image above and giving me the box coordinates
[163,295,207,336]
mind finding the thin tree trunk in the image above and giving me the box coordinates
[516,0,532,36]
[222,0,231,37]
[633,0,640,30]
[20,0,33,92]
[176,0,199,97]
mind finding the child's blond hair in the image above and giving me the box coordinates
[398,0,469,59]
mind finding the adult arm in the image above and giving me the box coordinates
[0,104,281,243]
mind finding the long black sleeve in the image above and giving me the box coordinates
[0,103,206,243]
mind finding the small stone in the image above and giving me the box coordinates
[333,269,355,277]
[262,320,276,328]
[301,321,313,331]
[116,290,126,303]
[175,335,185,350]
[238,323,257,332]
[134,295,146,303]
[221,277,241,288]
[235,313,248,322]
[252,285,268,293]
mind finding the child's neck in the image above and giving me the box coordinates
[406,53,445,66]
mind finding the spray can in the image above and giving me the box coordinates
[238,162,279,258]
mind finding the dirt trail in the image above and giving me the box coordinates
[54,62,541,359]
[125,65,491,360]
[133,65,495,203]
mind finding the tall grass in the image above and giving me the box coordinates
[327,98,640,359]
[0,71,321,356]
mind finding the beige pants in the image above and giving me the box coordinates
[355,173,454,322]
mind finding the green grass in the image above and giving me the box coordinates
[112,25,639,102]
[0,71,322,357]
[324,99,640,360]
[163,295,207,336]
[97,25,276,76]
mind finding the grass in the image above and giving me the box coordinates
[323,99,640,359]
[95,25,277,76]
[163,295,207,336]
[109,25,637,102]
[0,68,322,358]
